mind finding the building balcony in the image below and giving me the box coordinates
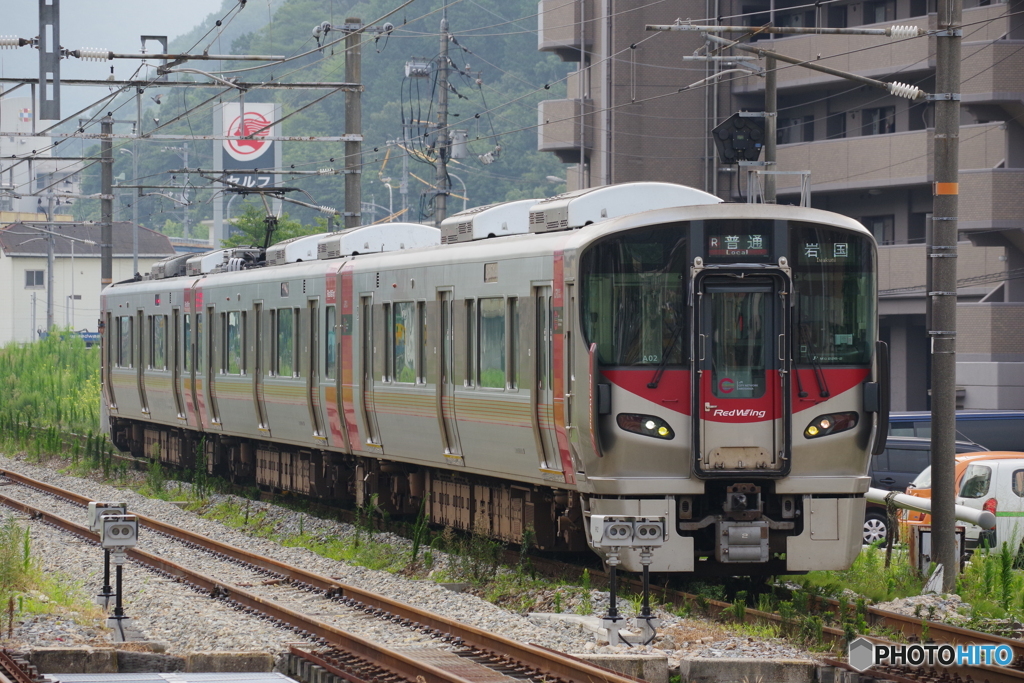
[538,0,586,61]
[537,98,592,162]
[774,122,1008,193]
[731,5,1012,93]
[878,241,1007,298]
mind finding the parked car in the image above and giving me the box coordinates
[955,457,1024,551]
[863,437,981,544]
[901,451,1024,550]
[889,410,1024,452]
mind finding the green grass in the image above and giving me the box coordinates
[0,333,101,439]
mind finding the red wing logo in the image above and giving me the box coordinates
[718,378,735,393]
[225,112,272,159]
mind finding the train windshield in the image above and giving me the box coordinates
[580,223,687,366]
[580,220,874,368]
[791,224,874,366]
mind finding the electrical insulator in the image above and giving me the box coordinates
[78,48,110,61]
[0,36,22,49]
[888,81,923,100]
[888,25,920,39]
[317,205,337,216]
[317,168,335,175]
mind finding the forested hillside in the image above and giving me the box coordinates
[79,0,571,231]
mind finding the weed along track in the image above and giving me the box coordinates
[0,470,642,683]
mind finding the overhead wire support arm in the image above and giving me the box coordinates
[72,49,286,63]
[701,33,927,100]
[646,21,924,37]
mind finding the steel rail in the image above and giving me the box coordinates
[0,488,488,683]
[0,470,639,683]
[6,459,1022,681]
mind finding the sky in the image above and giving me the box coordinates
[0,0,228,120]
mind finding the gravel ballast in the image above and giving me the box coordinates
[0,452,820,670]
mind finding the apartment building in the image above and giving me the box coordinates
[536,0,1024,409]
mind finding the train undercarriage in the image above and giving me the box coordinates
[110,417,589,553]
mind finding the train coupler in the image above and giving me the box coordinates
[715,520,770,563]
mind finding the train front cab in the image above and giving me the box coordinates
[577,207,884,575]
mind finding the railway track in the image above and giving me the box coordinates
[3,439,1023,683]
[0,469,646,683]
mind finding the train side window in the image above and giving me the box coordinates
[277,308,295,377]
[394,301,417,383]
[183,314,191,370]
[150,315,167,370]
[479,297,505,389]
[226,311,243,374]
[118,315,132,368]
[325,305,337,380]
[465,299,476,387]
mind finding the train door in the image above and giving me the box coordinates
[695,275,787,474]
[437,289,461,456]
[207,305,221,424]
[307,299,326,439]
[104,311,117,410]
[137,310,149,414]
[172,309,185,419]
[533,285,560,471]
[253,301,269,432]
[360,295,381,446]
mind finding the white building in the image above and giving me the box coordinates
[0,94,83,215]
[0,221,175,344]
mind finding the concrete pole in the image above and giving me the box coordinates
[434,12,450,226]
[132,143,139,275]
[101,116,114,290]
[930,0,962,593]
[344,19,363,230]
[46,192,55,332]
[763,56,777,204]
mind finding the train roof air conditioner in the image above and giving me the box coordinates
[439,199,539,244]
[185,247,263,276]
[266,233,323,266]
[150,253,194,280]
[316,223,440,260]
[528,182,721,234]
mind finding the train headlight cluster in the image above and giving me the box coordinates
[617,414,674,440]
[803,411,859,439]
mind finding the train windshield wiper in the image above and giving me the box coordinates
[648,321,683,389]
[798,326,830,398]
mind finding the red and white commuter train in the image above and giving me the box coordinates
[102,182,888,575]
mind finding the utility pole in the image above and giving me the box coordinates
[46,192,55,332]
[101,116,113,290]
[930,0,962,593]
[345,19,362,230]
[181,141,190,239]
[434,11,450,226]
[131,142,139,275]
[763,56,777,204]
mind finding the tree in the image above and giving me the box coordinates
[222,206,324,248]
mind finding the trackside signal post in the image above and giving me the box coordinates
[650,16,962,589]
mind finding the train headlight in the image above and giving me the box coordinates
[803,411,858,438]
[617,414,675,440]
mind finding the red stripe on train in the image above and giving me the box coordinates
[601,367,870,421]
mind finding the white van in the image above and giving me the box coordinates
[955,457,1024,552]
